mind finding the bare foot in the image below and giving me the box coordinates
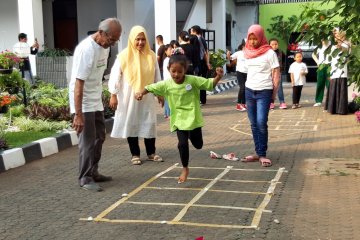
[178,167,189,184]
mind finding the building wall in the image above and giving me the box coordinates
[259,2,336,51]
[0,0,19,51]
[183,0,207,33]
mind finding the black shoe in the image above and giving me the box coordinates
[81,182,103,192]
[93,174,113,182]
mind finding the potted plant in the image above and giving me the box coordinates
[209,49,227,77]
[0,50,23,74]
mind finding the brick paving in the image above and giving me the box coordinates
[0,82,359,240]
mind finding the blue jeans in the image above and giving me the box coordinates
[272,75,285,103]
[164,100,170,117]
[245,88,272,157]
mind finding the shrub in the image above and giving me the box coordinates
[13,117,69,132]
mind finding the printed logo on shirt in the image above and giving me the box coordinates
[97,58,107,68]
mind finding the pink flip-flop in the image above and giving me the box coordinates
[210,151,222,159]
[222,153,239,161]
[259,157,272,167]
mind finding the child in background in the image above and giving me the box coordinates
[269,38,287,109]
[135,53,224,183]
[288,52,308,109]
[227,39,248,112]
[162,44,173,118]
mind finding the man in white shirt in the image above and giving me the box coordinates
[69,18,122,191]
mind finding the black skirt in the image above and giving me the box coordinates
[324,78,348,115]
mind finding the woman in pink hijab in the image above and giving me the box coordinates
[240,24,280,167]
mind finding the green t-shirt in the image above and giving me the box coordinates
[145,75,214,132]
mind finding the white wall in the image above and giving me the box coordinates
[207,0,226,51]
[0,0,19,51]
[183,0,207,32]
[154,0,176,51]
[234,6,257,48]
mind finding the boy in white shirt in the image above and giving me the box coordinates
[288,52,308,109]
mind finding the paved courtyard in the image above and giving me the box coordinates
[1,82,359,239]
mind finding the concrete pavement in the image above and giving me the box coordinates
[0,82,359,240]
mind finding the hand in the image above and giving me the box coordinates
[109,94,118,110]
[135,92,143,101]
[157,96,164,107]
[32,40,39,49]
[215,67,224,78]
[207,63,212,70]
[72,115,84,134]
[226,50,231,59]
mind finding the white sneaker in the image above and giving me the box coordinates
[313,103,322,107]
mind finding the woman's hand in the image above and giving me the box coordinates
[135,92,143,101]
[109,94,118,110]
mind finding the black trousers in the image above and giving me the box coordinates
[199,60,208,104]
[176,127,203,167]
[127,137,156,156]
[292,85,303,104]
[237,71,247,104]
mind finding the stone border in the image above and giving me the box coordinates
[0,118,114,173]
[210,77,238,95]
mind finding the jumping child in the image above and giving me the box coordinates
[135,52,224,183]
[288,52,308,109]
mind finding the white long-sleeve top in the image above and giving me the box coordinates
[108,58,161,138]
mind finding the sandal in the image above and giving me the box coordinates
[210,151,222,159]
[222,153,239,161]
[131,156,142,165]
[241,155,259,162]
[147,154,163,162]
[259,157,272,167]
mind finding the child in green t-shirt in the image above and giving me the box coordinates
[135,52,224,183]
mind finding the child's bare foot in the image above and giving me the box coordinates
[178,167,189,184]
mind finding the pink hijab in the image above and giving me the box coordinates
[243,24,272,59]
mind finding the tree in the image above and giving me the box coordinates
[267,15,299,44]
[296,0,360,90]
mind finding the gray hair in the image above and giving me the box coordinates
[98,18,122,33]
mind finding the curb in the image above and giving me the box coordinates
[0,118,114,173]
[210,75,238,95]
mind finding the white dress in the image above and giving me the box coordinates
[108,58,161,138]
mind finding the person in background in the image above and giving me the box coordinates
[289,52,308,109]
[269,38,287,110]
[135,53,224,183]
[227,39,247,111]
[108,25,164,166]
[190,25,211,105]
[178,31,197,75]
[240,24,280,167]
[69,18,122,192]
[170,40,180,48]
[156,35,166,79]
[13,33,39,84]
[312,39,331,107]
[162,44,173,119]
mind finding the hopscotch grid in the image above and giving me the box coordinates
[80,165,285,229]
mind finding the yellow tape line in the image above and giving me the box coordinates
[251,167,285,227]
[172,166,233,222]
[92,163,178,221]
[160,176,279,183]
[145,186,267,195]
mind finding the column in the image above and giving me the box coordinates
[154,0,176,50]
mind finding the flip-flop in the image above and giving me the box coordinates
[259,157,272,167]
[241,155,259,162]
[131,156,142,165]
[210,151,222,159]
[147,154,163,162]
[222,153,239,161]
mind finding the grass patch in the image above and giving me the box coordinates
[4,130,57,148]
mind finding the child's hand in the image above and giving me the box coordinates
[215,67,224,78]
[135,92,143,101]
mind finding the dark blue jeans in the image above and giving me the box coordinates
[245,88,273,157]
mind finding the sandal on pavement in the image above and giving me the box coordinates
[131,156,142,165]
[259,157,272,167]
[222,153,239,161]
[147,154,163,162]
[241,155,260,162]
[210,151,222,159]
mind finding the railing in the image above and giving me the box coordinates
[260,0,321,4]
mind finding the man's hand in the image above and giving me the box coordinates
[72,115,84,134]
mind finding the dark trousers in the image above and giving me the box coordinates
[127,137,156,156]
[199,60,208,104]
[237,72,247,104]
[78,111,106,186]
[292,85,303,104]
[176,127,203,167]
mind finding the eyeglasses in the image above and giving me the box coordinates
[104,32,119,44]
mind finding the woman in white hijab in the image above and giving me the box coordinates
[108,26,164,165]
